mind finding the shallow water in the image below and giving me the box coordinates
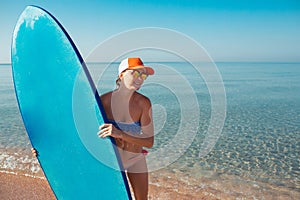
[0,62,299,198]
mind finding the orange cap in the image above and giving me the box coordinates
[118,58,154,76]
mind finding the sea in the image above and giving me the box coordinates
[0,62,299,199]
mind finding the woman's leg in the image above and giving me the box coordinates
[126,157,148,200]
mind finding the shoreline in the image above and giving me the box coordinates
[0,171,217,200]
[1,171,299,200]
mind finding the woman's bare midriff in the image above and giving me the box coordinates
[115,138,143,153]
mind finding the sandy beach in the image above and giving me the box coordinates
[0,172,218,200]
[1,170,299,200]
[0,172,55,200]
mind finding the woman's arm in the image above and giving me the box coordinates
[98,97,154,148]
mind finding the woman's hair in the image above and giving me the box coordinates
[115,69,127,89]
[115,77,121,89]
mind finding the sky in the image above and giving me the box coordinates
[0,0,300,63]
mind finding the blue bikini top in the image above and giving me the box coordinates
[107,119,142,135]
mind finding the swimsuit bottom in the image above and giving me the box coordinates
[121,149,148,170]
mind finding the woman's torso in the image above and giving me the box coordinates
[101,91,144,153]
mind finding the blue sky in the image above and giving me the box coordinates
[1,0,299,63]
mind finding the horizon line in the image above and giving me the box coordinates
[2,61,300,65]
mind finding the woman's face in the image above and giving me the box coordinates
[120,69,147,90]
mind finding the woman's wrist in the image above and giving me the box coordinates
[116,129,124,139]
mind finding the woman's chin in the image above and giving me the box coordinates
[125,85,140,91]
[133,86,140,91]
[132,84,141,90]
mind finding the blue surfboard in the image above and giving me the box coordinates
[11,6,131,199]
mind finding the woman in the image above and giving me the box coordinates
[98,57,154,200]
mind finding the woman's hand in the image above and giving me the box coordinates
[98,123,123,139]
[31,148,38,157]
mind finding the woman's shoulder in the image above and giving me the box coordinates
[100,91,113,97]
[134,92,151,106]
[100,91,112,104]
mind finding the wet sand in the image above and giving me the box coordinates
[0,171,299,200]
[0,172,55,200]
[0,171,218,200]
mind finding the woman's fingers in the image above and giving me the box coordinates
[98,123,122,139]
[99,123,112,130]
[99,123,107,130]
[31,148,38,157]
[98,130,108,138]
[98,123,112,138]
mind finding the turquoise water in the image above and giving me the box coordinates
[0,62,299,198]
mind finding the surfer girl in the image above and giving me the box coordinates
[98,57,154,200]
[32,57,154,199]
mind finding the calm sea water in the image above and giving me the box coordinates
[0,62,299,198]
